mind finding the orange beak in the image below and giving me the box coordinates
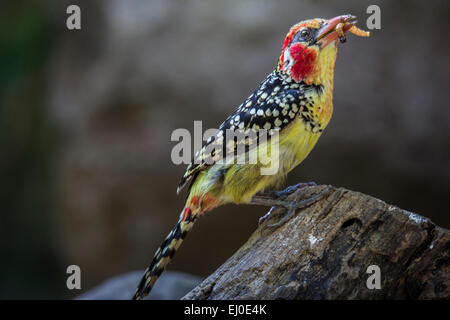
[316,14,357,47]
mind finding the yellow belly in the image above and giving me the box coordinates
[190,118,322,204]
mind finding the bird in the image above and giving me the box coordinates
[133,14,369,300]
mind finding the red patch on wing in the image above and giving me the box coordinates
[181,207,191,221]
[200,196,220,212]
[289,43,317,82]
[189,195,200,207]
[182,194,221,220]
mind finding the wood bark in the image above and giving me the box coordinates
[183,185,450,299]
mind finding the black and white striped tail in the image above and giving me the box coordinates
[132,211,196,300]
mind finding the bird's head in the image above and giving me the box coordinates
[278,15,359,85]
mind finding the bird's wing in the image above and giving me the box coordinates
[177,72,310,194]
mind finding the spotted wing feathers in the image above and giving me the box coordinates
[177,72,313,194]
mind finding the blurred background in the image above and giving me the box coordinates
[1,0,449,299]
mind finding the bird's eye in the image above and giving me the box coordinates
[294,28,314,43]
[300,29,311,39]
[293,28,314,43]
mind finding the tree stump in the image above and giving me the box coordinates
[183,185,449,299]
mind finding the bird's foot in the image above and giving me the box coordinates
[258,199,298,228]
[254,185,331,229]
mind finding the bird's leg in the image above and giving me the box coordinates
[253,182,316,225]
[250,185,330,228]
[274,181,317,199]
[252,182,316,225]
[255,181,316,200]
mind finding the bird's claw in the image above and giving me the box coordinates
[258,206,276,225]
[266,202,297,229]
[260,186,331,229]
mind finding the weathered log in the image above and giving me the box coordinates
[183,185,449,299]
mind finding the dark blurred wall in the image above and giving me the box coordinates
[1,0,449,298]
[0,1,62,298]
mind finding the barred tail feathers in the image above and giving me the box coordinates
[132,206,196,300]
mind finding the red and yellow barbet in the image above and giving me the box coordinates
[133,15,369,300]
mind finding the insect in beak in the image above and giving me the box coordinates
[316,15,370,47]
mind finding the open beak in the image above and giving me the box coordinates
[315,14,357,47]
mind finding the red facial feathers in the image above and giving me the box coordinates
[289,43,317,82]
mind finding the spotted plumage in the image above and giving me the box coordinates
[133,15,369,300]
[177,71,325,194]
